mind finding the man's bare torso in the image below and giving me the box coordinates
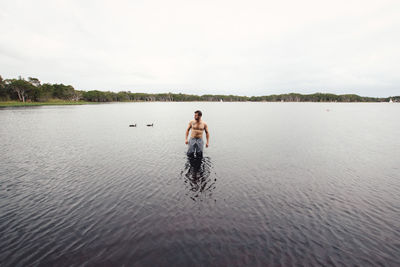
[190,119,206,139]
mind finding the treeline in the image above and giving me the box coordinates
[0,75,398,102]
[0,76,80,102]
[79,91,246,102]
[247,93,395,102]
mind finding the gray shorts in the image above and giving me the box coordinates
[187,137,204,155]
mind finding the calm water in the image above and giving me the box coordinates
[0,102,399,266]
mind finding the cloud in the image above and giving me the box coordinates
[0,0,399,96]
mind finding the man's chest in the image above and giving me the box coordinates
[192,122,204,131]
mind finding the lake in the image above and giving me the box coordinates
[0,102,399,266]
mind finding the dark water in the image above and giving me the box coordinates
[0,102,399,266]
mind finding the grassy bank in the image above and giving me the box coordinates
[0,100,99,107]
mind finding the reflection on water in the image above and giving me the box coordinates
[180,155,217,201]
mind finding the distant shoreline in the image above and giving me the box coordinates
[1,99,398,108]
[1,75,399,106]
[0,100,97,107]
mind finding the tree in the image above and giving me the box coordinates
[52,84,76,100]
[5,77,35,102]
[28,77,41,87]
[0,75,7,100]
[35,83,54,101]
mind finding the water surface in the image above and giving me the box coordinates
[0,102,399,266]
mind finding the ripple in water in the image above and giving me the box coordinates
[181,155,217,202]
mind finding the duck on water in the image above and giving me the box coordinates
[129,123,154,127]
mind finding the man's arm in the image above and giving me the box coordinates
[185,121,192,144]
[204,123,210,147]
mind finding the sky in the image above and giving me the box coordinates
[0,0,399,97]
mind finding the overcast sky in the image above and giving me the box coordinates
[0,0,399,97]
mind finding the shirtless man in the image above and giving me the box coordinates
[185,110,209,157]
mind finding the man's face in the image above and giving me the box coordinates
[194,113,201,121]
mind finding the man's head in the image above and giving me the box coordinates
[194,110,202,121]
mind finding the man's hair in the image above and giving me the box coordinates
[194,110,202,117]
